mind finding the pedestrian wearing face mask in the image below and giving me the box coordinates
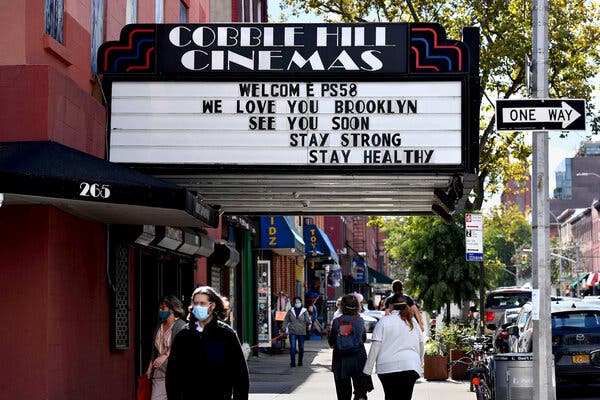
[282,296,312,367]
[166,286,249,400]
[146,295,187,400]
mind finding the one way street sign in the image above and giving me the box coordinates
[496,99,586,131]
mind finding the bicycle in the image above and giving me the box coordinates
[448,336,495,400]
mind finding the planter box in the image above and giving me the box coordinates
[423,355,449,381]
[449,349,469,380]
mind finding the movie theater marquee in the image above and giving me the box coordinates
[100,23,476,169]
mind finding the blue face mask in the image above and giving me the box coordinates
[158,310,171,321]
[295,301,302,308]
[192,305,210,321]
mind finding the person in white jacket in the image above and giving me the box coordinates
[363,298,424,400]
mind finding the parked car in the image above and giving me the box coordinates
[361,304,384,320]
[360,313,378,333]
[513,301,600,385]
[493,305,522,353]
[507,302,532,352]
[484,287,532,331]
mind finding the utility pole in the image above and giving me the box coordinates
[531,0,555,399]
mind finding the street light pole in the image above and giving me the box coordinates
[531,1,554,399]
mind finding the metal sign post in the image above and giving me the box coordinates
[531,1,555,399]
[465,213,484,335]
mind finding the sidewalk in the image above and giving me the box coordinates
[248,338,472,400]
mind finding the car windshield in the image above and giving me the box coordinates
[485,292,531,309]
[552,311,600,332]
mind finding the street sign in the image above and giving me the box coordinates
[465,213,483,261]
[496,99,586,131]
[465,213,483,230]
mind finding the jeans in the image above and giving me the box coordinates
[289,333,305,363]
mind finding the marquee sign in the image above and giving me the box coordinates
[97,23,479,215]
[99,23,475,169]
[99,23,467,75]
[109,80,462,165]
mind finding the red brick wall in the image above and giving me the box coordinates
[273,254,299,299]
[0,206,134,400]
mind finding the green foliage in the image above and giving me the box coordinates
[424,323,477,356]
[436,323,477,354]
[382,215,479,313]
[424,339,445,356]
[483,205,532,287]
[278,0,600,209]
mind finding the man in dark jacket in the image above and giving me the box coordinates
[166,286,249,400]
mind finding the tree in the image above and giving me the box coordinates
[483,205,532,287]
[382,215,479,320]
[278,0,600,210]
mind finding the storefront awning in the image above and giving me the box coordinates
[259,216,305,256]
[210,242,240,268]
[570,273,589,289]
[0,141,219,227]
[303,224,339,264]
[368,267,393,284]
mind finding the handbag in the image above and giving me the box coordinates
[137,374,152,400]
[275,311,287,321]
[312,319,323,335]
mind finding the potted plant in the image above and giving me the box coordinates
[423,339,449,380]
[437,323,476,380]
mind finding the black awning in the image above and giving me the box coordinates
[210,243,240,268]
[0,141,218,227]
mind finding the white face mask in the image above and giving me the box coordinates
[295,301,302,308]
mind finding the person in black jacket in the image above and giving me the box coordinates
[166,286,249,400]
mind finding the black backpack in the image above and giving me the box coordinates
[335,315,361,354]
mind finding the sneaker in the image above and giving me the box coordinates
[298,361,303,366]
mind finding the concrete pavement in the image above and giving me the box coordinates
[248,337,473,400]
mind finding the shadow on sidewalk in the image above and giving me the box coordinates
[248,338,332,394]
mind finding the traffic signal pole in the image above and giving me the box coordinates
[531,0,555,399]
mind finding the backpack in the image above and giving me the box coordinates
[335,315,361,354]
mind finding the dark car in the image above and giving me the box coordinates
[484,287,532,331]
[552,304,600,384]
[514,302,600,385]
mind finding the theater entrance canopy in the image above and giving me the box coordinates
[98,23,479,216]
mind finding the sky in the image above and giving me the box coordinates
[266,1,599,198]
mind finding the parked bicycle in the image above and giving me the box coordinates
[448,335,495,400]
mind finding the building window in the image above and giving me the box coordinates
[180,1,188,22]
[257,0,262,22]
[126,0,138,24]
[91,0,105,73]
[156,0,164,23]
[44,0,64,43]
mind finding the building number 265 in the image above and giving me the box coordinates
[79,182,111,199]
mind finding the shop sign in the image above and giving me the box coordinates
[350,258,367,284]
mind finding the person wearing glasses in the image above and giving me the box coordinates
[363,299,424,400]
[166,286,249,400]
